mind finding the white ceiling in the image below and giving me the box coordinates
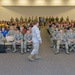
[0,0,75,6]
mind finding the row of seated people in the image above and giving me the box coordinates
[0,20,34,29]
[0,25,32,54]
[47,21,75,54]
[10,16,38,22]
[10,16,72,23]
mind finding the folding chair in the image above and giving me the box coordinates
[5,36,14,51]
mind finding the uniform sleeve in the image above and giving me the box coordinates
[56,33,60,40]
[67,32,70,39]
[13,34,16,40]
[20,33,23,41]
[63,33,67,41]
[30,34,32,41]
[52,32,56,39]
[35,28,42,43]
[73,33,75,40]
[24,34,27,41]
[73,33,75,38]
[0,34,4,41]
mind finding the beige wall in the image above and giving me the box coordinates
[0,6,75,21]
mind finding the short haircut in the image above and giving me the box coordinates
[33,21,39,25]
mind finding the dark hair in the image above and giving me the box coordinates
[33,21,38,25]
[16,26,20,31]
[26,28,30,31]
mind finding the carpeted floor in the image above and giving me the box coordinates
[0,27,75,75]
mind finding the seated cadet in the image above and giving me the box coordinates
[20,26,26,36]
[5,26,15,50]
[67,28,75,51]
[64,27,68,35]
[24,29,32,52]
[28,26,32,33]
[1,27,8,38]
[52,27,59,49]
[13,29,23,54]
[0,30,4,45]
[7,26,15,36]
[50,24,55,48]
[13,25,17,31]
[55,28,69,54]
[50,23,55,34]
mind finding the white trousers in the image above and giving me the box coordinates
[31,42,39,56]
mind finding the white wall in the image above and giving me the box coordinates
[0,6,75,21]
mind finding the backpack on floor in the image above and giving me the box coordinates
[0,45,6,53]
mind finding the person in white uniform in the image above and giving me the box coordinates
[28,22,42,61]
